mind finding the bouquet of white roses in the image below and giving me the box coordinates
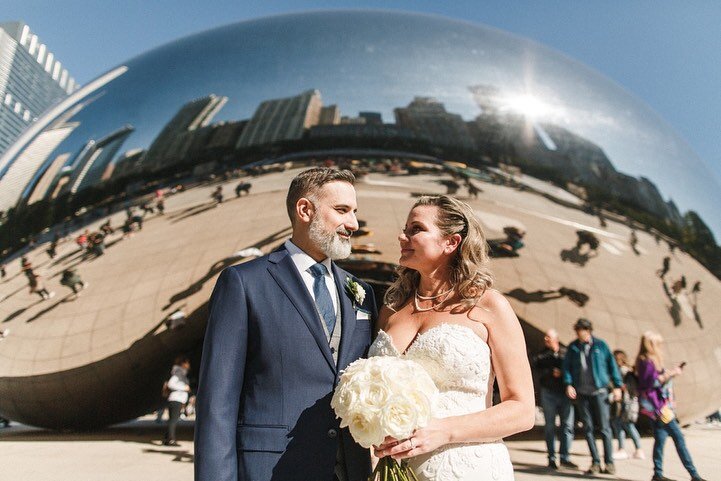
[331,356,438,481]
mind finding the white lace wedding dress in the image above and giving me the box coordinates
[368,323,514,481]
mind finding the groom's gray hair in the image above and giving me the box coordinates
[286,167,355,224]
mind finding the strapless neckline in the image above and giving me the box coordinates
[377,322,489,357]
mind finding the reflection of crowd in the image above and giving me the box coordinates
[489,226,525,257]
[532,320,707,480]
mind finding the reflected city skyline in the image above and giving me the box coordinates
[0,11,718,430]
[2,12,718,235]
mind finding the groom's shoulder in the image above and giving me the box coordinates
[225,253,273,277]
[334,264,366,286]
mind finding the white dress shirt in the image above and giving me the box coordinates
[283,240,340,316]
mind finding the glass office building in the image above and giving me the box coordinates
[0,22,77,159]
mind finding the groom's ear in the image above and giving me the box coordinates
[296,197,315,224]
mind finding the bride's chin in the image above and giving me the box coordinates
[398,259,415,269]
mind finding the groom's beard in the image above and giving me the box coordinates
[309,216,352,260]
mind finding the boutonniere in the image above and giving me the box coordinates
[345,277,366,306]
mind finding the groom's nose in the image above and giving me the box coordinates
[344,212,358,232]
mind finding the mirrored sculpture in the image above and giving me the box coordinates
[0,11,719,429]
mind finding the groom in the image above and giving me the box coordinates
[195,167,377,481]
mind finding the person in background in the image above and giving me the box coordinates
[163,355,192,447]
[636,331,706,481]
[610,349,644,460]
[563,318,623,475]
[60,268,88,297]
[28,272,54,300]
[532,328,577,470]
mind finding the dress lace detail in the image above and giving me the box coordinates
[368,323,514,481]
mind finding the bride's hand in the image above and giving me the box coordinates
[374,419,452,460]
[373,436,401,458]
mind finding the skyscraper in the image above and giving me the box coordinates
[394,97,474,150]
[0,21,77,157]
[236,89,322,148]
[144,94,227,172]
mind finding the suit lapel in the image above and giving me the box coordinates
[333,263,357,371]
[267,249,336,374]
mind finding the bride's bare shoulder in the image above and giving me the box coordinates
[469,289,515,322]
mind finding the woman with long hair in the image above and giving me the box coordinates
[371,195,535,481]
[636,331,706,481]
[611,349,644,460]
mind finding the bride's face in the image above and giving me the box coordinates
[398,205,453,271]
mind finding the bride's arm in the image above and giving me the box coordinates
[447,290,536,441]
[378,290,535,460]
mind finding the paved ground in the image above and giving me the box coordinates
[2,418,720,480]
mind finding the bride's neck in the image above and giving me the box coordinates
[417,272,453,297]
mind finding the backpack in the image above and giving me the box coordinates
[622,372,640,423]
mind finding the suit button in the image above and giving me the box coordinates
[327,428,338,439]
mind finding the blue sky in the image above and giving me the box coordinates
[5,0,721,191]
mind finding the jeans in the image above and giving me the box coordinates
[540,388,574,461]
[578,391,613,465]
[653,418,699,478]
[611,416,641,450]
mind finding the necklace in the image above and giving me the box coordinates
[415,286,454,299]
[414,287,453,312]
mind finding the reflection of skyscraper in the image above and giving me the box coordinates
[110,148,145,181]
[237,89,322,148]
[0,22,77,157]
[145,94,227,171]
[0,120,78,210]
[468,85,502,115]
[68,125,135,193]
[394,97,474,150]
[319,105,340,125]
[359,111,382,126]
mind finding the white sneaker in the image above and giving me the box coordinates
[613,449,629,460]
[633,449,645,460]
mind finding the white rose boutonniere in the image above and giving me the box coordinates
[345,277,366,306]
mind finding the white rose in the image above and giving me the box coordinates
[359,380,391,413]
[404,389,433,427]
[379,394,420,440]
[347,412,385,448]
[331,383,359,420]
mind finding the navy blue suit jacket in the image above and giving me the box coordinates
[195,245,377,481]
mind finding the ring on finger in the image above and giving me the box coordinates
[409,438,415,449]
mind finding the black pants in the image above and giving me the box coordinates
[165,401,183,442]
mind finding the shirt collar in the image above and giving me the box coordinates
[284,240,334,277]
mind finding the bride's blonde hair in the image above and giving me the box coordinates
[384,195,494,311]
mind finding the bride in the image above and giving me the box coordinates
[371,195,535,481]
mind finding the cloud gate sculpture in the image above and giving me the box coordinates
[0,11,719,430]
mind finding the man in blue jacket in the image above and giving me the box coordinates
[563,318,622,476]
[195,168,377,481]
